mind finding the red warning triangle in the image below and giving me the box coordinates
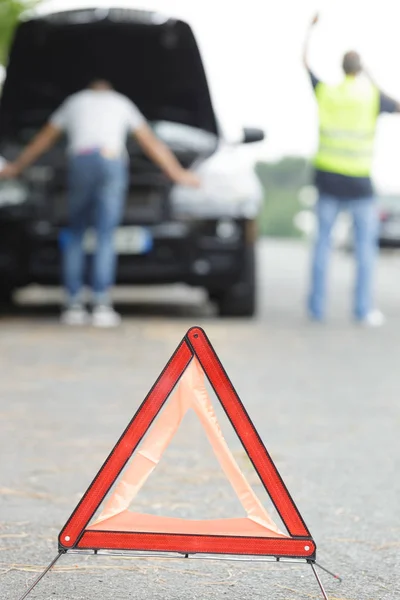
[58,327,316,559]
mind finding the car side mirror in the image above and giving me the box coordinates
[243,127,265,144]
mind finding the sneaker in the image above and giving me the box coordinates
[61,303,89,326]
[359,309,386,328]
[92,305,121,328]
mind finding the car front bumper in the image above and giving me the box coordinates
[0,218,252,288]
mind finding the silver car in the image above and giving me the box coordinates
[0,3,265,315]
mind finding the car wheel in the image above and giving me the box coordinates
[211,243,256,318]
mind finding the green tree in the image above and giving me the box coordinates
[256,157,313,238]
[0,1,39,66]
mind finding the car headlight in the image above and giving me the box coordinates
[170,153,263,219]
[0,180,28,207]
[171,183,262,219]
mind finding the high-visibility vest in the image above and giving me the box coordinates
[314,77,380,177]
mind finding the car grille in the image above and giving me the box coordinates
[124,185,169,224]
[42,183,170,226]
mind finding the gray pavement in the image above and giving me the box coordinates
[0,239,399,600]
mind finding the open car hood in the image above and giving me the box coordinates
[0,7,219,139]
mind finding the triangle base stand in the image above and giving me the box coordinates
[15,327,339,600]
[16,550,338,600]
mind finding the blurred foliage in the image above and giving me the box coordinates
[256,156,313,238]
[0,1,39,66]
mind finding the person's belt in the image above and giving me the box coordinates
[76,147,98,156]
[75,147,121,159]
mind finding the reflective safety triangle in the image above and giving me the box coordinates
[59,327,316,559]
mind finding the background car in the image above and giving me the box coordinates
[376,195,400,248]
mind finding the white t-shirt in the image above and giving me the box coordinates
[50,89,145,155]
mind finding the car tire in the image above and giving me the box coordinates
[211,243,257,318]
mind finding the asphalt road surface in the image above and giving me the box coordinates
[1,239,399,600]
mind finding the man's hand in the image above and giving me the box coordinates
[303,12,319,69]
[172,168,201,188]
[0,163,20,179]
[134,124,201,187]
[0,124,62,178]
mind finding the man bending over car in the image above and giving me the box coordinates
[0,79,200,327]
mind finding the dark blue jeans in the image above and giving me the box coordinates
[63,151,127,303]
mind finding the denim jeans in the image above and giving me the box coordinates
[308,193,378,320]
[62,151,128,304]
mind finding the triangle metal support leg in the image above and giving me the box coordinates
[17,551,64,600]
[314,561,342,583]
[310,561,329,600]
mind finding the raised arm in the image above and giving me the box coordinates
[0,123,62,179]
[303,13,319,70]
[364,68,400,113]
[133,123,200,187]
[382,93,400,113]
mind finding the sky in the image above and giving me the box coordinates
[6,0,400,191]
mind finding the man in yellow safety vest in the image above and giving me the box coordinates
[304,13,400,326]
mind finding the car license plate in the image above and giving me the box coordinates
[83,227,153,254]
